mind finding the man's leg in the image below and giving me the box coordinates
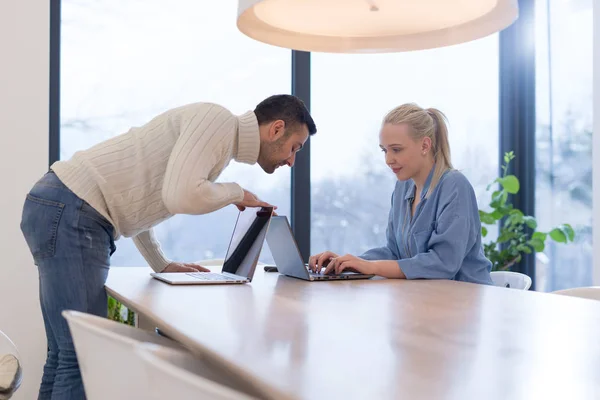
[21,174,114,400]
[37,285,58,400]
[20,181,76,400]
[38,256,88,400]
[49,202,113,400]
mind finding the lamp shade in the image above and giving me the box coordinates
[237,0,518,53]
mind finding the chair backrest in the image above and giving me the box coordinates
[135,342,262,400]
[62,310,183,400]
[490,271,532,290]
[0,330,22,399]
[552,286,600,301]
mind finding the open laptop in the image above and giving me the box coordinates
[151,206,274,285]
[266,216,374,281]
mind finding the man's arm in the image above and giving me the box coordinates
[162,104,244,215]
[132,229,171,273]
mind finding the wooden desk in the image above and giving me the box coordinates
[106,267,600,400]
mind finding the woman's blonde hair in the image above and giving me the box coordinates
[383,103,453,197]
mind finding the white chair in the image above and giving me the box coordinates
[135,342,262,400]
[0,330,22,399]
[552,286,600,301]
[62,310,184,400]
[490,271,532,290]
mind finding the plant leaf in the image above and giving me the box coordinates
[504,151,515,164]
[549,228,567,243]
[507,210,524,224]
[479,211,496,225]
[491,210,504,220]
[498,230,517,243]
[532,231,547,241]
[561,224,575,241]
[517,244,532,254]
[498,175,520,194]
[528,237,545,252]
[523,216,537,229]
[491,190,507,208]
[482,226,488,237]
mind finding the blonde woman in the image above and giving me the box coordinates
[309,103,493,285]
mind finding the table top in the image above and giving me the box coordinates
[106,267,600,400]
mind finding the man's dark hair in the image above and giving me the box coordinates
[254,95,317,136]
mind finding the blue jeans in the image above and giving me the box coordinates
[20,171,116,400]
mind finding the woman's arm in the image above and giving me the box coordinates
[323,256,406,278]
[397,177,477,280]
[397,214,472,279]
[327,176,478,280]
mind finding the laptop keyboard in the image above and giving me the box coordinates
[185,272,235,281]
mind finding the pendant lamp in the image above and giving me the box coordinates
[237,0,518,53]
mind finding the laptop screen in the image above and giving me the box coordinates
[265,216,309,277]
[221,206,273,278]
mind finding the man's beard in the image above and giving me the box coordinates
[259,140,284,174]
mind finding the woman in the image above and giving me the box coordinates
[309,103,493,285]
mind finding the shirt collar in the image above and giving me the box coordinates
[404,164,436,201]
[234,110,260,164]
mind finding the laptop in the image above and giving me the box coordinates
[151,206,274,285]
[266,216,374,281]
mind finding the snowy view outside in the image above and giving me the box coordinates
[60,0,592,291]
[535,0,593,291]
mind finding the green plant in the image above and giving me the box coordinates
[479,151,575,271]
[107,296,135,326]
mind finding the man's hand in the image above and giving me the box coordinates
[161,262,210,273]
[234,189,276,211]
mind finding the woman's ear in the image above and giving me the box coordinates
[421,137,432,155]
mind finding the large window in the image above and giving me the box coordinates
[310,37,499,257]
[61,0,291,265]
[57,0,594,288]
[535,0,594,291]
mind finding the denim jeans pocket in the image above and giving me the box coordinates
[20,194,65,260]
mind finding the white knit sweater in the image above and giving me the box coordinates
[51,102,260,272]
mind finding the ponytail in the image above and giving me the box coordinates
[426,108,453,197]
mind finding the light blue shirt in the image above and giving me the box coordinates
[360,167,493,285]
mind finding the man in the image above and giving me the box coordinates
[20,94,316,399]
